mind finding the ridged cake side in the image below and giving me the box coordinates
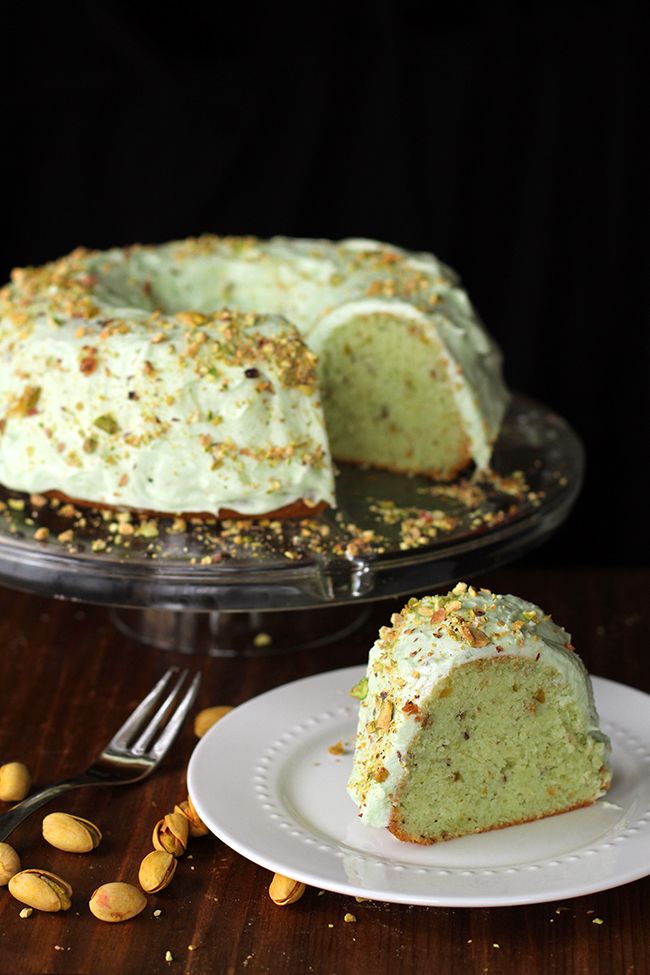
[0,257,334,515]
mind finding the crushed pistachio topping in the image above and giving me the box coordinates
[93,414,120,435]
[1,247,100,323]
[328,741,345,756]
[7,385,41,418]
[349,676,369,700]
[376,699,393,730]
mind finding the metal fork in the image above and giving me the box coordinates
[0,666,201,843]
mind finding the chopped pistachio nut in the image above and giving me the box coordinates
[93,414,119,435]
[10,385,41,417]
[350,677,368,700]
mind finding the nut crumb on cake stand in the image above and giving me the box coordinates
[0,394,583,655]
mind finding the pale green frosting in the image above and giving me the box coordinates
[0,306,334,514]
[347,586,611,828]
[0,236,508,513]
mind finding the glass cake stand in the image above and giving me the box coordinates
[0,394,584,655]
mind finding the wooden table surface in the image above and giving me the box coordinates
[0,567,648,975]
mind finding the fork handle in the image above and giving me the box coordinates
[0,777,91,843]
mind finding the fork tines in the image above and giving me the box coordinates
[110,667,201,759]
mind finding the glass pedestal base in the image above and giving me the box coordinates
[110,605,372,657]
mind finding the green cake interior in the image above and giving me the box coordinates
[391,657,610,843]
[318,314,470,477]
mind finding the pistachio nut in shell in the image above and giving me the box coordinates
[175,797,209,838]
[89,882,147,923]
[193,705,233,739]
[268,873,306,906]
[42,812,102,853]
[8,869,72,912]
[0,761,31,802]
[138,850,177,893]
[152,811,189,857]
[0,842,21,886]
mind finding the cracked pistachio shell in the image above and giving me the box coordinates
[174,797,209,838]
[42,812,102,853]
[0,842,21,886]
[152,812,188,857]
[8,869,72,912]
[138,850,177,893]
[89,882,147,923]
[0,762,31,802]
[268,873,306,906]
[194,705,233,739]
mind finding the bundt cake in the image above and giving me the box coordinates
[347,583,611,843]
[0,237,508,517]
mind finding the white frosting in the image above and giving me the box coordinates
[347,587,611,828]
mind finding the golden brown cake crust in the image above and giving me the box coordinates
[44,490,326,522]
[333,437,473,482]
[387,796,600,845]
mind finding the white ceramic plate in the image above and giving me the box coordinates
[187,666,650,907]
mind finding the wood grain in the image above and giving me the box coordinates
[0,568,648,975]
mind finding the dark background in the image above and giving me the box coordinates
[1,3,647,566]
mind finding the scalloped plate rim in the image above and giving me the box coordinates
[188,666,650,907]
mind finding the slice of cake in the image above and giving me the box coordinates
[347,583,611,843]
